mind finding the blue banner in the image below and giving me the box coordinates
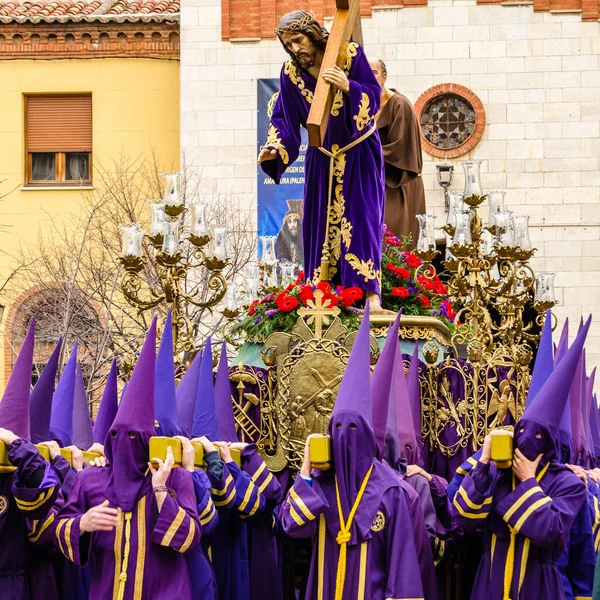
[257,78,307,265]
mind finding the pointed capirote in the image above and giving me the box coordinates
[371,311,402,457]
[72,362,94,450]
[0,319,36,440]
[192,338,219,440]
[522,315,591,442]
[93,359,119,445]
[554,318,569,366]
[214,342,238,442]
[406,344,422,452]
[526,309,553,408]
[155,311,180,437]
[29,337,62,444]
[49,342,78,447]
[176,349,202,438]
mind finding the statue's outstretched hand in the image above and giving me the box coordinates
[258,147,277,164]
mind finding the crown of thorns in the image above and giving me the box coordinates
[274,11,316,36]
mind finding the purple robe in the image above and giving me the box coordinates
[262,43,385,292]
[0,439,59,600]
[52,465,200,600]
[281,461,425,599]
[453,460,586,599]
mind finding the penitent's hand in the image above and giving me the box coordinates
[322,66,350,94]
[80,500,118,534]
[66,446,85,472]
[301,434,319,479]
[0,428,18,445]
[193,436,217,455]
[406,464,432,483]
[480,429,513,465]
[512,449,542,482]
[257,147,277,164]
[38,440,61,461]
[175,436,196,473]
[214,441,233,464]
[149,445,174,488]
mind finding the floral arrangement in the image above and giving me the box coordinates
[381,230,455,324]
[230,233,455,341]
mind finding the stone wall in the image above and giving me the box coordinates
[180,0,600,372]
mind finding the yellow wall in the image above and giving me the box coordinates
[0,57,179,388]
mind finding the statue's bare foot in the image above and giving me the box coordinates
[365,292,396,316]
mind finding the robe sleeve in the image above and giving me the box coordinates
[208,461,237,509]
[150,468,201,554]
[241,445,283,502]
[281,475,328,538]
[260,65,302,184]
[496,472,586,551]
[192,469,218,536]
[589,488,600,552]
[53,471,89,566]
[566,497,595,600]
[384,487,426,600]
[452,461,494,527]
[447,453,480,501]
[345,44,381,139]
[408,474,437,541]
[225,460,267,518]
[9,438,60,519]
[429,474,453,533]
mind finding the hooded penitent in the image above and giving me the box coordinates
[192,339,219,440]
[514,315,591,463]
[371,311,402,462]
[29,337,62,444]
[176,349,202,438]
[406,344,422,465]
[214,342,238,442]
[526,310,553,409]
[155,311,181,437]
[49,343,78,447]
[104,318,156,511]
[328,303,374,521]
[0,319,35,440]
[72,362,94,450]
[554,318,569,367]
[584,364,596,467]
[93,359,119,445]
[569,341,587,464]
[593,395,600,466]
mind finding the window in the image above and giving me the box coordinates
[414,84,486,159]
[25,95,92,186]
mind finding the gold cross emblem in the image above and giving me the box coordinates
[297,290,341,339]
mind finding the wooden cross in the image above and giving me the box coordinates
[297,289,341,338]
[307,0,363,148]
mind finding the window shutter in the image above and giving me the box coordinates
[26,95,92,153]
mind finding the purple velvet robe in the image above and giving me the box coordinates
[453,460,586,600]
[0,439,59,600]
[261,43,385,293]
[52,465,201,600]
[281,461,425,599]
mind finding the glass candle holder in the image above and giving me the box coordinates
[161,220,180,255]
[212,227,228,259]
[512,215,532,250]
[446,192,466,228]
[223,281,238,312]
[493,211,515,247]
[148,202,166,237]
[161,172,183,208]
[481,228,494,256]
[190,202,208,237]
[280,262,296,286]
[534,272,556,304]
[416,214,437,252]
[452,209,472,247]
[487,190,506,224]
[260,235,277,266]
[462,160,483,198]
[120,224,144,257]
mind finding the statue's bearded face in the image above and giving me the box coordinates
[280,31,318,69]
[287,217,299,235]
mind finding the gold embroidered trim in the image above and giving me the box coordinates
[353,92,371,132]
[331,42,358,117]
[133,497,146,600]
[265,124,290,165]
[345,253,381,283]
[284,60,313,104]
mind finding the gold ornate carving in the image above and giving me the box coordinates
[344,253,380,283]
[353,92,371,132]
[371,511,385,532]
[284,60,313,104]
[0,496,7,516]
[297,290,341,339]
[267,91,279,119]
[265,123,290,165]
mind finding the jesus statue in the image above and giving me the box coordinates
[258,10,386,312]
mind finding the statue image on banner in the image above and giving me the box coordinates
[275,199,304,264]
[258,10,387,312]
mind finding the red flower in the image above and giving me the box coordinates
[248,300,258,316]
[405,253,422,268]
[317,281,332,294]
[339,287,363,307]
[391,287,409,298]
[419,295,431,307]
[432,280,447,295]
[298,285,315,304]
[417,275,434,291]
[324,294,339,308]
[276,294,299,312]
[297,270,305,281]
[387,263,411,279]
